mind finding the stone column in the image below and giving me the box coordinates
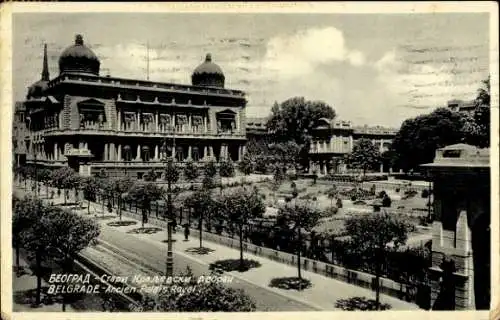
[172,145,176,160]
[188,145,192,160]
[54,142,58,161]
[379,163,384,173]
[188,115,192,133]
[104,143,109,161]
[136,112,141,131]
[110,143,115,161]
[154,145,159,160]
[238,145,242,161]
[155,112,159,132]
[117,110,121,131]
[203,117,207,133]
[203,146,208,160]
[117,144,122,161]
[209,146,214,160]
[84,142,88,150]
[220,145,225,160]
[136,144,141,161]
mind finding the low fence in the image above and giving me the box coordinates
[116,207,428,308]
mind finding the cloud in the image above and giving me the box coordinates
[373,48,482,110]
[261,27,366,79]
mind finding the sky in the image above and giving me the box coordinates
[13,13,490,127]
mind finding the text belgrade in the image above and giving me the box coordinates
[47,284,100,294]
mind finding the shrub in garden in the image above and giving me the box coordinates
[209,259,261,272]
[421,189,429,198]
[382,194,392,207]
[269,277,312,291]
[336,198,343,208]
[377,190,387,199]
[335,297,392,311]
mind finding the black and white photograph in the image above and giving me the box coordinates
[1,2,498,318]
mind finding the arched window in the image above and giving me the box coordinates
[192,147,199,162]
[142,146,150,162]
[123,145,132,161]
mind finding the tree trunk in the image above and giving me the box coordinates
[297,227,302,281]
[199,213,203,249]
[87,199,91,214]
[35,250,42,305]
[239,225,244,271]
[64,189,67,204]
[15,244,20,273]
[375,251,381,310]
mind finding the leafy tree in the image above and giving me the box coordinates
[346,138,380,176]
[219,159,235,178]
[463,77,490,148]
[37,168,52,199]
[344,214,410,309]
[203,160,217,178]
[327,186,338,207]
[128,183,165,227]
[238,154,254,176]
[382,194,392,207]
[391,108,466,171]
[277,202,322,282]
[46,207,100,311]
[144,169,158,182]
[138,267,256,311]
[183,160,199,190]
[82,177,99,214]
[267,97,336,169]
[50,167,78,204]
[219,187,265,271]
[12,196,42,274]
[269,141,301,173]
[113,177,134,220]
[21,203,55,305]
[184,190,213,249]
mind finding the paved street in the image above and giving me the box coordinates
[14,181,419,311]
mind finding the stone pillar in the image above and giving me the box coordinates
[84,142,88,150]
[188,145,192,160]
[380,163,384,173]
[172,145,176,160]
[54,142,58,161]
[155,112,159,132]
[209,146,214,160]
[110,143,115,161]
[203,117,207,133]
[238,145,242,161]
[117,144,122,161]
[117,110,121,131]
[104,143,108,161]
[136,144,141,160]
[154,145,159,160]
[188,115,192,133]
[203,146,208,160]
[323,162,328,175]
[136,112,141,131]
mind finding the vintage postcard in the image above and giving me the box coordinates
[0,2,498,320]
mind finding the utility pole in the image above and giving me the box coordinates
[164,124,176,277]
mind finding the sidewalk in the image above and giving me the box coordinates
[12,251,75,312]
[15,181,419,310]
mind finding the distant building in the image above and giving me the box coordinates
[13,101,28,167]
[20,35,247,178]
[421,144,490,310]
[447,99,476,115]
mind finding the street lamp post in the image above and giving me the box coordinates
[163,124,176,277]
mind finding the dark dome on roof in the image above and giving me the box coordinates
[59,34,100,76]
[27,80,48,99]
[191,53,225,88]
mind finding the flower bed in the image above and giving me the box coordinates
[209,259,261,273]
[268,277,312,291]
[335,296,392,310]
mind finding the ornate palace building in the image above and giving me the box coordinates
[20,35,247,178]
[246,117,397,175]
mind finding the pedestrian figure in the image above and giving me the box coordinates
[50,190,54,199]
[184,224,190,241]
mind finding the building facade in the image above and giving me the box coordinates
[421,144,490,310]
[448,99,476,115]
[21,35,247,179]
[245,117,398,175]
